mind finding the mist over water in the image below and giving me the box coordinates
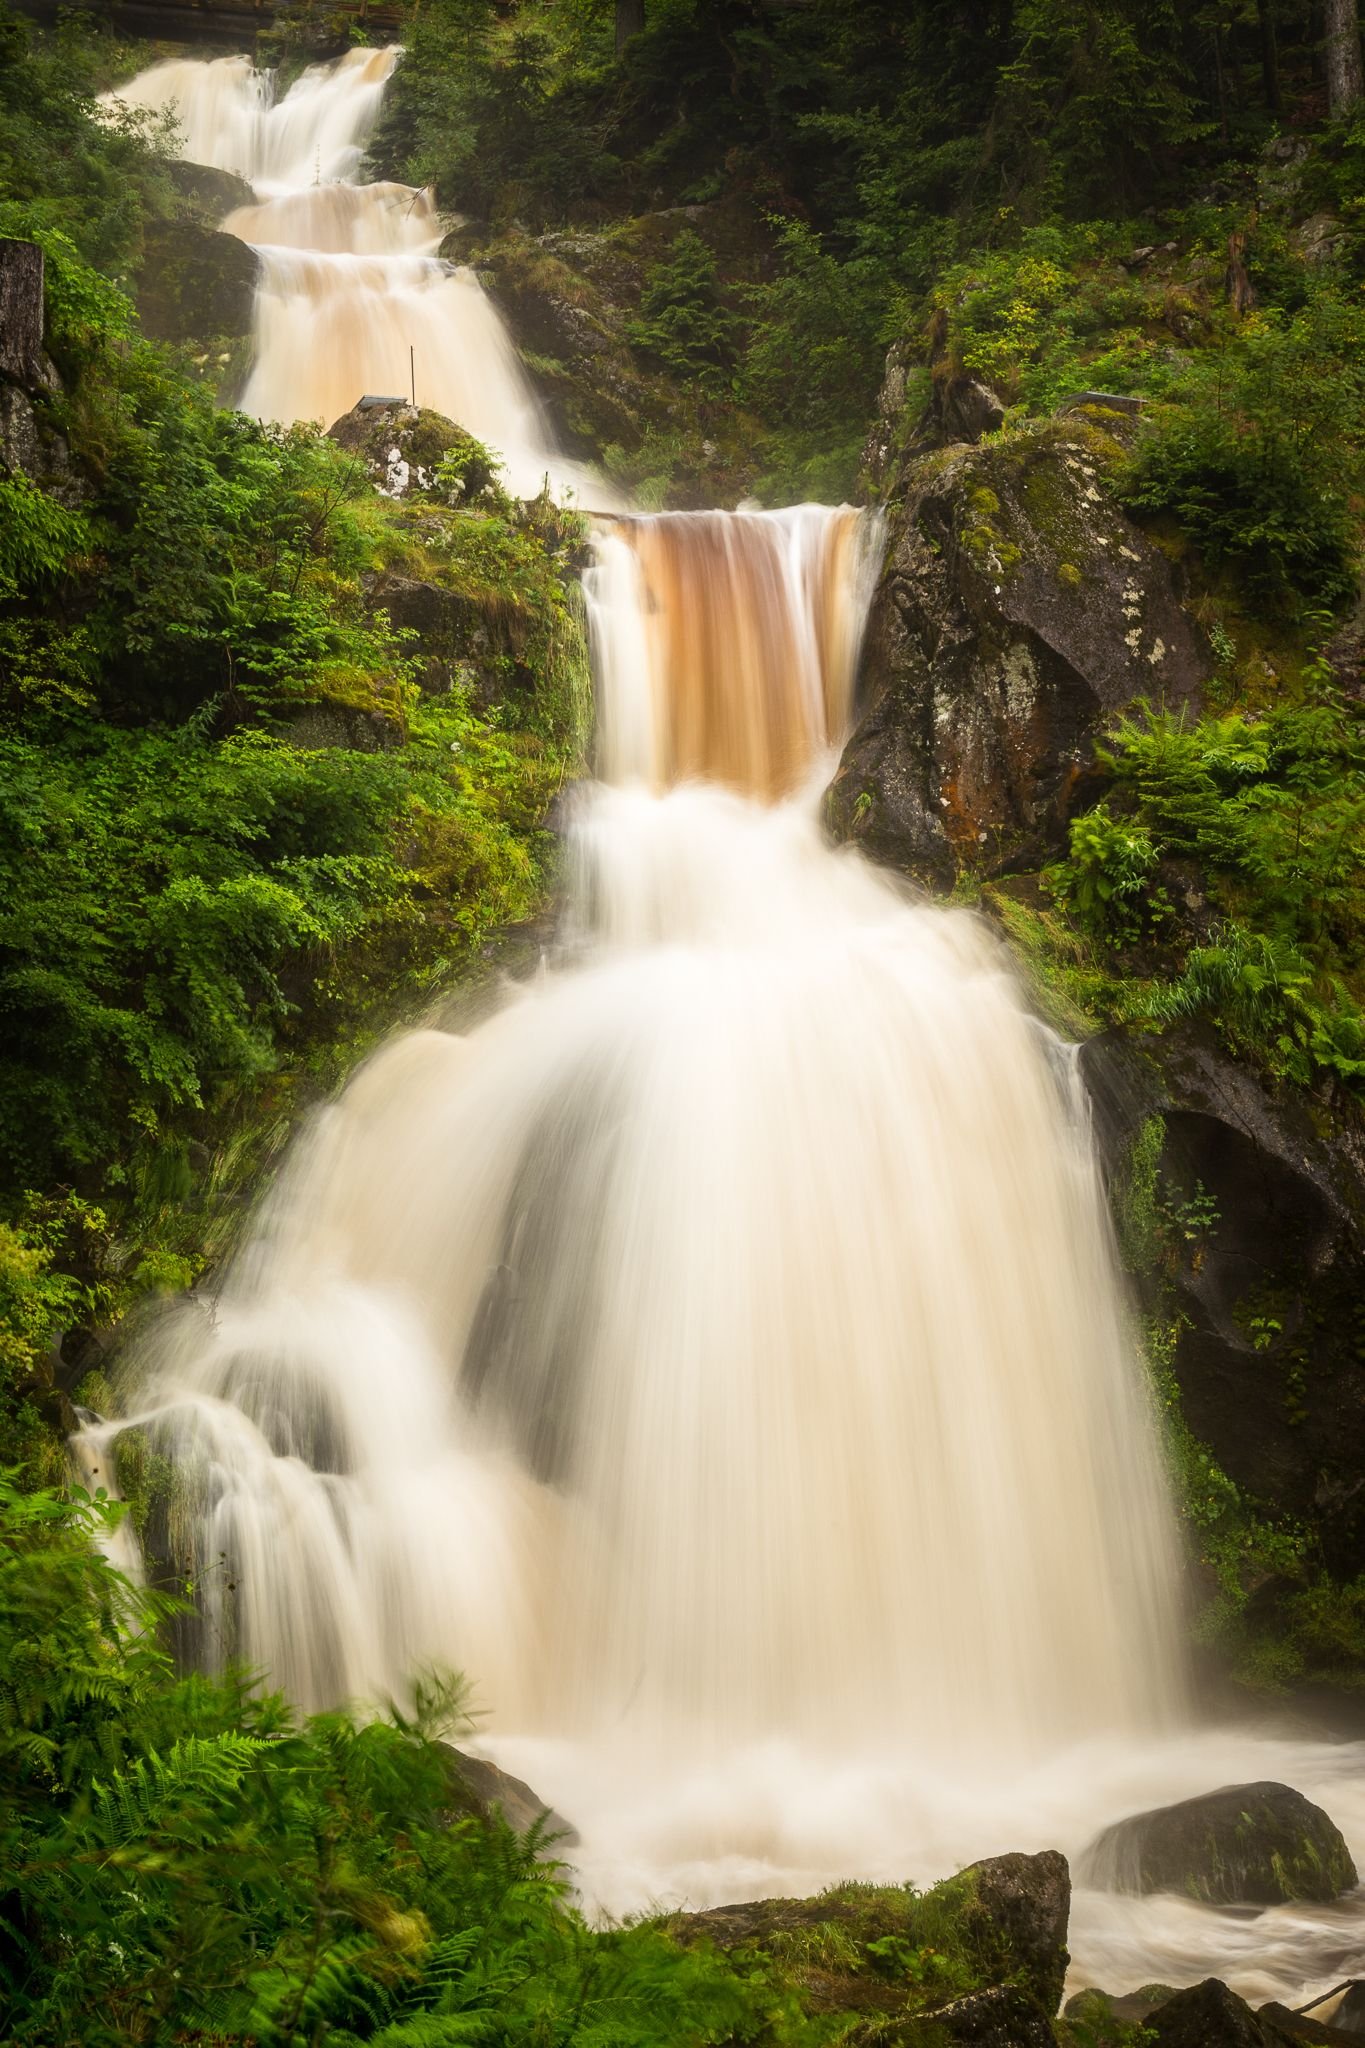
[93,45,1365,2008]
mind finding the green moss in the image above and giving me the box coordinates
[982,884,1145,1037]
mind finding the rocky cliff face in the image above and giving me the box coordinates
[1083,1024,1365,1577]
[0,239,82,506]
[829,402,1206,888]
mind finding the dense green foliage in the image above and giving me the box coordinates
[0,5,586,1475]
[5,0,1365,2005]
[1,1479,1073,2045]
[0,1480,762,2045]
[1046,689,1365,1091]
[371,0,1365,500]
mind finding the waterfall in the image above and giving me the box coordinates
[90,44,1365,2002]
[105,48,605,502]
[77,471,1186,1755]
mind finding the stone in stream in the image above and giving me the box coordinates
[1334,1984,1365,2035]
[1146,1979,1296,2047]
[1080,1781,1357,1907]
[1143,1980,1361,2047]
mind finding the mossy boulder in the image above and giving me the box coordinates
[827,421,1206,888]
[1081,1781,1356,1907]
[665,1850,1069,2042]
[328,401,503,500]
[134,219,260,346]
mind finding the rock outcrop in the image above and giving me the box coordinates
[1081,1024,1365,1575]
[441,1745,578,1847]
[165,157,257,223]
[1145,1978,1359,2048]
[134,219,260,346]
[828,418,1206,889]
[328,399,502,500]
[0,239,81,505]
[1080,1781,1357,1907]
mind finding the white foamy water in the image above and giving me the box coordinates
[104,48,608,501]
[89,45,1365,2011]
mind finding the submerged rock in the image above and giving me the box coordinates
[827,421,1205,889]
[1080,1781,1357,1907]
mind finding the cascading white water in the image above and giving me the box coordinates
[92,44,1365,2007]
[105,49,607,501]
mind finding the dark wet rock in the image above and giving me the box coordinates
[0,238,50,387]
[1261,1999,1363,2044]
[368,572,530,706]
[669,1850,1069,2037]
[134,219,260,344]
[919,372,1007,451]
[441,1746,577,1845]
[166,158,258,223]
[966,1849,1070,2016]
[1080,1024,1365,1575]
[917,1982,1055,2045]
[828,422,1205,888]
[1148,1980,1292,2047]
[1334,1984,1365,2035]
[0,241,83,503]
[328,400,502,500]
[1080,1781,1356,1907]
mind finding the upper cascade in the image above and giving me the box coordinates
[104,48,609,503]
[105,46,399,191]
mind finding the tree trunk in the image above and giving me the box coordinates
[1325,0,1364,114]
[616,0,645,57]
[1257,0,1282,113]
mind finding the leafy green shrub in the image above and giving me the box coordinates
[1045,803,1161,945]
[1118,296,1365,610]
[742,218,887,501]
[0,1478,782,2047]
[1050,694,1365,1088]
